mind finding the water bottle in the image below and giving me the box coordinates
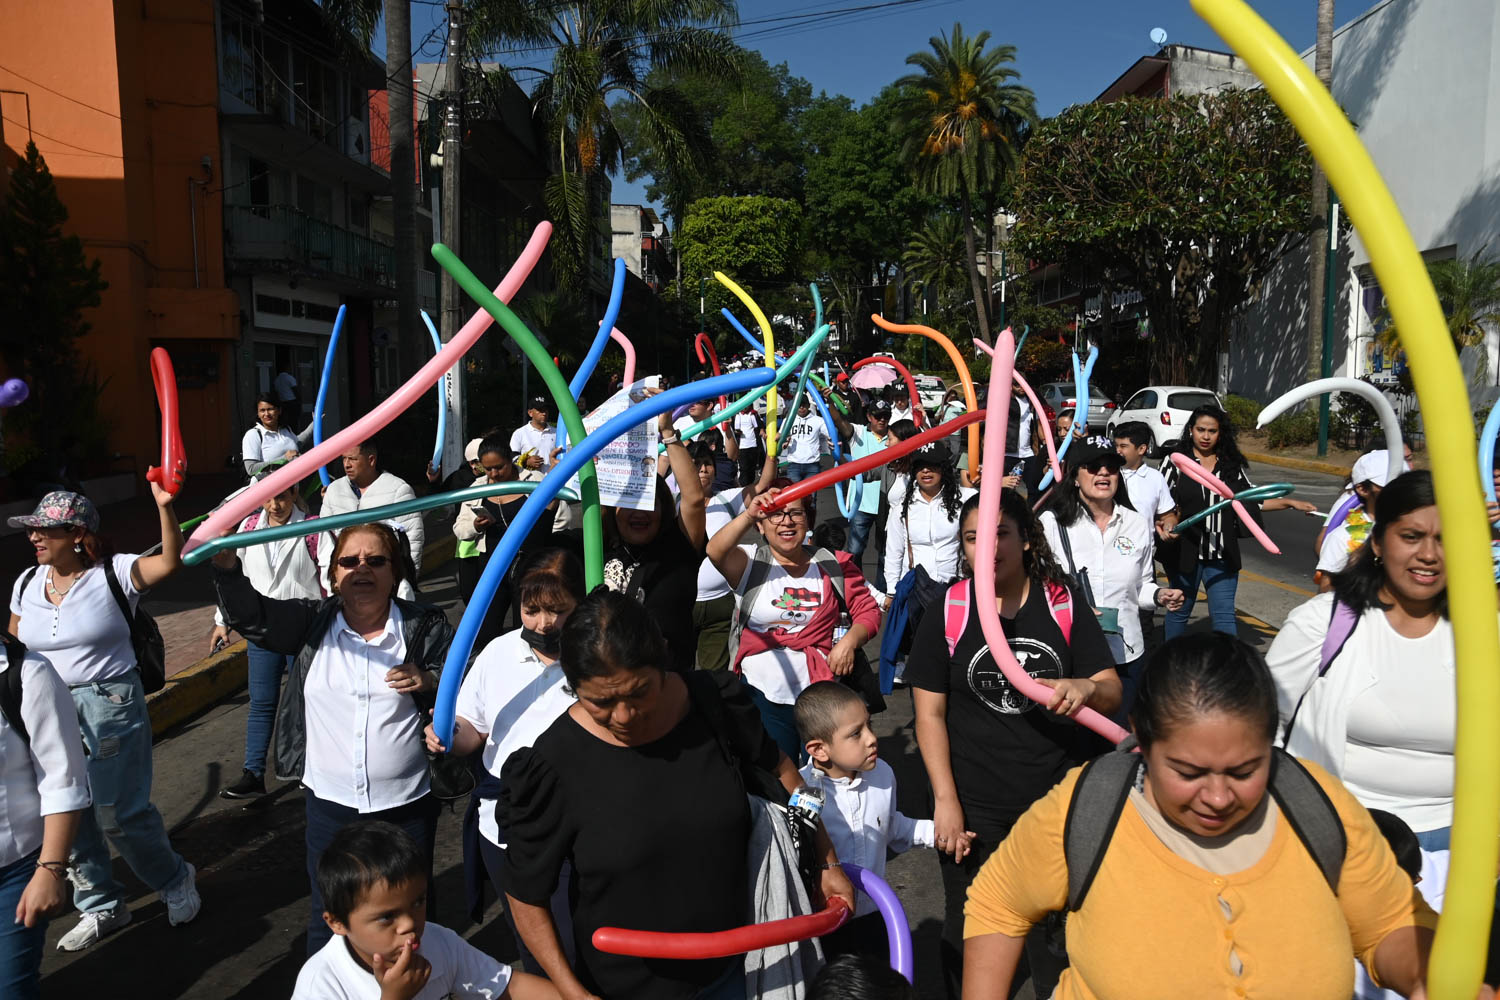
[787,784,826,883]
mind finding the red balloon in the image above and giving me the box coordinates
[762,410,985,512]
[852,356,924,427]
[144,347,187,495]
[593,899,850,960]
[694,332,730,433]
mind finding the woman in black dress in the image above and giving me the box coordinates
[498,590,855,1000]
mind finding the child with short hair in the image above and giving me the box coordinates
[1112,421,1175,527]
[294,820,558,1000]
[808,953,915,1000]
[795,682,955,961]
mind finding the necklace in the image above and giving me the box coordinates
[46,568,81,603]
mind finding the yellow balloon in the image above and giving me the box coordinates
[714,271,780,459]
[1192,1,1499,995]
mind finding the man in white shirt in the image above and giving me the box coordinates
[733,408,764,487]
[320,439,424,601]
[888,390,914,426]
[1113,420,1176,530]
[273,368,301,421]
[783,396,830,484]
[672,399,714,436]
[510,396,556,481]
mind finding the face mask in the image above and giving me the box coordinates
[522,626,561,656]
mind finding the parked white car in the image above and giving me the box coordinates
[914,374,948,413]
[1105,385,1224,453]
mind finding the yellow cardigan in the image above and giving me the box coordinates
[964,759,1437,1000]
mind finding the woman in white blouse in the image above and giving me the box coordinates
[6,487,199,953]
[1038,438,1185,716]
[240,392,309,477]
[1268,471,1462,852]
[211,522,453,955]
[881,440,975,607]
[0,634,90,999]
[208,483,331,801]
[425,548,584,971]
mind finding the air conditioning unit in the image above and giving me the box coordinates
[345,119,368,161]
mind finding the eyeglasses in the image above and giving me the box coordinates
[1081,462,1120,475]
[767,509,807,524]
[336,554,390,569]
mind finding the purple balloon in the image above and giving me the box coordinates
[1325,491,1362,534]
[840,863,914,982]
[0,378,28,408]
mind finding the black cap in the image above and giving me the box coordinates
[1066,435,1125,471]
[528,396,550,412]
[911,439,950,466]
[867,400,891,417]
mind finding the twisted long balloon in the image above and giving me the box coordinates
[871,315,977,468]
[851,356,924,428]
[312,304,347,487]
[610,328,636,387]
[420,310,448,473]
[975,335,1064,487]
[1042,344,1099,489]
[694,332,730,434]
[432,368,776,745]
[1168,452,1281,555]
[1256,377,1403,487]
[721,309,848,414]
[557,257,627,453]
[715,272,778,456]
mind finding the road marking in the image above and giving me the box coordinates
[1240,569,1316,599]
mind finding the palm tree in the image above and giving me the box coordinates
[902,214,970,296]
[468,0,740,286]
[894,23,1036,344]
[1378,250,1500,386]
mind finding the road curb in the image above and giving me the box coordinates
[1242,450,1351,478]
[147,534,459,738]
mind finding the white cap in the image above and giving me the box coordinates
[464,438,482,463]
[1352,449,1395,487]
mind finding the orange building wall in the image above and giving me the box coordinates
[0,0,237,489]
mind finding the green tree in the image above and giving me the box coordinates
[676,195,803,314]
[1012,90,1322,386]
[893,23,1037,344]
[902,214,970,296]
[470,0,740,286]
[1377,250,1500,387]
[0,142,108,479]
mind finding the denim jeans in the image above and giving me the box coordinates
[305,791,439,956]
[1164,560,1240,641]
[744,682,805,764]
[244,642,290,777]
[0,850,43,1000]
[1416,827,1450,852]
[847,510,878,562]
[69,672,186,914]
[784,461,821,483]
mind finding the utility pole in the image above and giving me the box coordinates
[438,0,465,473]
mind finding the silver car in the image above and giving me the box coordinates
[1038,381,1116,432]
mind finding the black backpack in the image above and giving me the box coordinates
[22,562,166,694]
[2,633,29,745]
[1062,735,1346,911]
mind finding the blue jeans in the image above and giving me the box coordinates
[1416,827,1450,852]
[0,850,44,1000]
[69,672,186,914]
[784,461,821,483]
[744,682,805,765]
[847,510,878,562]
[305,791,439,956]
[1164,561,1240,641]
[244,642,290,777]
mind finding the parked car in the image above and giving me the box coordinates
[1104,385,1224,453]
[1037,381,1116,431]
[914,374,948,413]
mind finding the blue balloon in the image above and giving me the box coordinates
[776,350,817,451]
[420,310,448,473]
[1041,344,1100,490]
[557,258,627,453]
[1481,398,1500,504]
[431,366,777,745]
[313,304,347,487]
[722,308,789,364]
[803,371,862,519]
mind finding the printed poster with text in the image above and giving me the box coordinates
[568,377,659,512]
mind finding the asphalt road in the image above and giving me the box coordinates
[36,460,1343,999]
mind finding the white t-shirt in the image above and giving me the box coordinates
[292,922,513,1000]
[302,607,430,811]
[734,411,761,448]
[455,629,574,847]
[510,422,556,463]
[1121,463,1175,519]
[0,649,91,867]
[698,488,748,601]
[10,554,142,685]
[784,414,829,464]
[889,401,913,425]
[241,424,300,469]
[734,543,825,705]
[274,371,299,403]
[1316,525,1359,575]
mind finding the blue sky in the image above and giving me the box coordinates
[404,0,1379,209]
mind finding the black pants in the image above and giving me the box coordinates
[820,910,889,966]
[738,446,765,487]
[939,823,1069,1000]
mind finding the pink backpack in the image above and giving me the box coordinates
[942,578,1074,657]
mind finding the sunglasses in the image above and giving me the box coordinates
[336,554,390,569]
[1080,461,1120,475]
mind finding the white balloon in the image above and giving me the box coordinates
[1255,377,1403,484]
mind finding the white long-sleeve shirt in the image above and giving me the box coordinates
[215,508,328,627]
[1038,505,1160,664]
[882,487,976,587]
[321,471,424,601]
[0,648,91,867]
[798,758,933,917]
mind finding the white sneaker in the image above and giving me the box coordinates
[161,862,201,926]
[57,903,132,951]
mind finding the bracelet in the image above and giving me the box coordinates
[661,433,681,445]
[36,861,68,881]
[817,861,843,870]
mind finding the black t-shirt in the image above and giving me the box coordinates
[907,578,1115,832]
[497,672,778,1000]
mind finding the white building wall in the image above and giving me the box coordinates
[610,204,644,278]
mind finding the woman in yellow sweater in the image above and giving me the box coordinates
[962,632,1463,1000]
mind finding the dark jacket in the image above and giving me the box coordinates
[213,565,455,782]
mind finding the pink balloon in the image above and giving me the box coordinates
[610,327,636,387]
[1167,452,1281,555]
[974,336,1063,487]
[184,223,553,556]
[973,329,1129,744]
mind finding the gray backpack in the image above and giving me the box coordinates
[1062,735,1346,911]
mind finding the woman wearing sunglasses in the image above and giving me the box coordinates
[210,522,454,957]
[706,480,882,761]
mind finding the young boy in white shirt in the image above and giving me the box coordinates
[295,821,557,1000]
[795,682,955,962]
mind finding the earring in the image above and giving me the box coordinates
[73,543,83,554]
[1372,553,1383,566]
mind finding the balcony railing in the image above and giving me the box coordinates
[225,204,393,289]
